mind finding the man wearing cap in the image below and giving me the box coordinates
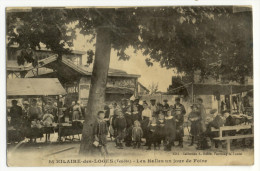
[162,99,170,116]
[172,97,186,147]
[196,97,210,150]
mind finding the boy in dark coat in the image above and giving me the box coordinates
[164,111,176,151]
[114,109,127,149]
[124,107,133,147]
[146,117,158,150]
[93,111,109,155]
[154,112,166,149]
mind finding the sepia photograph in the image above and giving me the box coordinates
[5,6,254,166]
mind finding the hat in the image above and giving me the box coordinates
[190,103,198,108]
[11,100,18,104]
[97,110,105,115]
[210,109,218,114]
[197,97,203,102]
[23,101,29,105]
[175,97,180,101]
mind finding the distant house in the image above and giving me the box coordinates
[7,45,86,78]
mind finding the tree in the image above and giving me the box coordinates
[138,7,252,83]
[6,6,252,156]
[148,82,159,94]
[6,8,76,62]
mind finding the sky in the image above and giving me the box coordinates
[72,32,177,92]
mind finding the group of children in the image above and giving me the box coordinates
[93,97,188,154]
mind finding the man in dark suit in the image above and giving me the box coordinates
[172,97,186,147]
[9,100,23,128]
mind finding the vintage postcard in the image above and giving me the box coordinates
[6,6,254,166]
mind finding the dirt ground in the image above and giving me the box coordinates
[7,130,254,166]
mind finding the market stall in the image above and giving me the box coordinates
[168,83,253,115]
[7,78,67,143]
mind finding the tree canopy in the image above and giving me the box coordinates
[6,6,252,83]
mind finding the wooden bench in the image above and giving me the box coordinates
[211,124,254,153]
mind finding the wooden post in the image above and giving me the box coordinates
[217,99,221,114]
[58,95,61,142]
[230,86,233,114]
[226,139,231,153]
[238,93,242,113]
[219,127,223,138]
[191,83,194,103]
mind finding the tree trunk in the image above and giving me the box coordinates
[79,27,111,155]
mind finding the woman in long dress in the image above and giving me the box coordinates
[141,102,152,145]
[72,101,82,121]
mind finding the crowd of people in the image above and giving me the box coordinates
[93,96,253,154]
[8,96,252,149]
[93,97,211,152]
[8,99,86,129]
[8,99,57,129]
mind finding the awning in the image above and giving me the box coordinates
[168,83,253,96]
[105,87,134,94]
[7,78,66,97]
[193,84,253,95]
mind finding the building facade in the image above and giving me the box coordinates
[7,47,141,106]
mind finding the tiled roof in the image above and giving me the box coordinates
[7,54,140,78]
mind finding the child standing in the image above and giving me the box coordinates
[93,111,108,156]
[188,104,200,146]
[164,111,176,151]
[114,109,127,149]
[154,112,166,149]
[146,117,157,150]
[132,120,143,149]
